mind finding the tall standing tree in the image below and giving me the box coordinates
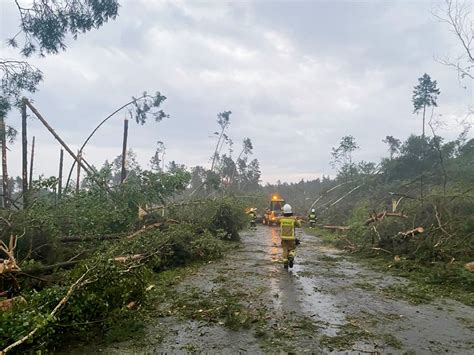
[412,73,441,138]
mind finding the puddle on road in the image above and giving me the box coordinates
[259,227,346,336]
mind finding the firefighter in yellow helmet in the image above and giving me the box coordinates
[308,208,317,228]
[280,204,301,269]
[248,208,257,229]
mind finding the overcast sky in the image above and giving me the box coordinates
[1,0,472,184]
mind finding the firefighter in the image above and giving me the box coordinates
[309,208,317,227]
[280,204,300,269]
[249,208,257,228]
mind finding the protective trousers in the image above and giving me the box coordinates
[281,239,296,262]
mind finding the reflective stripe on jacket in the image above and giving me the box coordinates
[309,213,316,220]
[280,217,296,240]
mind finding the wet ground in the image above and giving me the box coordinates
[101,226,474,354]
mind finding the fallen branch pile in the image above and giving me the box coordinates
[0,267,95,355]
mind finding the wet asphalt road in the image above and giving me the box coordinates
[99,226,474,354]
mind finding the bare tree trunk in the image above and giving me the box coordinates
[230,148,245,188]
[121,117,129,184]
[64,94,152,191]
[0,115,10,209]
[58,148,64,199]
[29,136,35,188]
[429,113,448,194]
[76,150,81,194]
[161,149,166,171]
[21,99,28,207]
[24,99,110,193]
[211,126,226,172]
[420,104,426,203]
[422,104,426,139]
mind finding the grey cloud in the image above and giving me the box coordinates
[2,0,471,184]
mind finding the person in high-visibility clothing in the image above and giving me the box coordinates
[249,208,257,228]
[308,208,317,227]
[280,204,301,269]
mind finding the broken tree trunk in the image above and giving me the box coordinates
[0,268,94,354]
[57,149,63,199]
[59,234,125,243]
[322,225,350,231]
[0,115,10,209]
[364,211,408,225]
[127,220,179,240]
[121,117,128,184]
[24,100,110,194]
[64,94,153,191]
[113,254,144,263]
[21,99,28,207]
[28,136,35,188]
[398,227,424,238]
[307,181,350,213]
[76,150,81,194]
[0,296,27,312]
[23,260,80,275]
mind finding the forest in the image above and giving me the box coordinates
[0,0,472,353]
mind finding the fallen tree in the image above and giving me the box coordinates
[364,211,408,225]
[322,225,350,231]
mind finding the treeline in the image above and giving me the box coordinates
[271,132,473,261]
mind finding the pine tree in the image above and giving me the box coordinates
[412,73,441,138]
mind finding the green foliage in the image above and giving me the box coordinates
[0,62,43,102]
[130,91,169,125]
[412,73,440,114]
[10,0,119,57]
[382,135,401,159]
[0,221,230,352]
[169,198,247,241]
[331,135,360,181]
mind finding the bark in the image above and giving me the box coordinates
[59,234,124,243]
[28,136,35,188]
[0,269,93,354]
[64,94,152,191]
[57,149,64,199]
[126,220,178,240]
[24,100,110,193]
[76,150,81,194]
[0,296,26,312]
[21,99,28,207]
[322,225,350,231]
[23,260,80,274]
[307,181,349,214]
[0,115,10,209]
[121,117,129,184]
[364,211,408,225]
[398,227,424,237]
